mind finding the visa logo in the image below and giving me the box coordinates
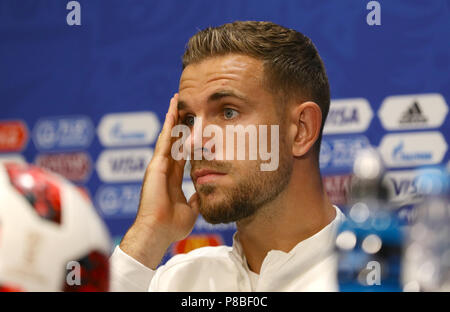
[323,98,373,134]
[327,108,359,125]
[96,148,153,182]
[390,178,420,197]
[383,169,441,206]
[109,156,146,173]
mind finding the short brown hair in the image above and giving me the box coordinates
[182,21,330,154]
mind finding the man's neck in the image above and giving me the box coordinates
[235,164,336,274]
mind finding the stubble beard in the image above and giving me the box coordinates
[192,149,292,224]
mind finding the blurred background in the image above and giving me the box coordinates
[0,0,449,271]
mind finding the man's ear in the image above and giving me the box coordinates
[291,101,322,157]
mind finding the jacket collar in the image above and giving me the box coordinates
[228,206,345,274]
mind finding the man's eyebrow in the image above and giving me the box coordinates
[208,90,248,102]
[177,100,188,111]
[177,90,248,111]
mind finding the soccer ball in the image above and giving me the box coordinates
[0,161,111,291]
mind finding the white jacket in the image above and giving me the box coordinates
[110,206,345,292]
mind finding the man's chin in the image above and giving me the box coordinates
[196,190,233,224]
[197,185,225,205]
[200,208,239,225]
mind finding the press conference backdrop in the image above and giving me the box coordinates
[1,0,449,264]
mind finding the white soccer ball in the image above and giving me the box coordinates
[0,161,111,291]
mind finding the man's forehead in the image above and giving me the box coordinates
[179,54,263,90]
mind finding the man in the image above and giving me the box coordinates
[110,21,345,291]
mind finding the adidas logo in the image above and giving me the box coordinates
[399,101,427,124]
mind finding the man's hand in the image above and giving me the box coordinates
[119,94,199,269]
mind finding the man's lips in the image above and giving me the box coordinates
[192,169,227,184]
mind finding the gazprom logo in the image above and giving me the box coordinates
[379,132,447,168]
[391,141,432,162]
[97,112,160,147]
[110,123,145,140]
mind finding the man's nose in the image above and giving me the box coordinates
[187,117,214,159]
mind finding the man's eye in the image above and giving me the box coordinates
[224,108,238,120]
[182,115,195,126]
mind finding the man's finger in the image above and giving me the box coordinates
[154,95,178,157]
[173,157,187,188]
[168,93,179,123]
[187,192,200,215]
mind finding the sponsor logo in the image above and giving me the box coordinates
[383,169,443,207]
[95,184,141,217]
[96,148,153,182]
[320,136,371,172]
[35,152,92,182]
[323,98,373,134]
[97,112,160,147]
[171,234,224,255]
[32,116,94,150]
[399,101,427,124]
[0,120,28,152]
[322,174,353,206]
[392,141,432,162]
[378,132,447,168]
[378,93,448,130]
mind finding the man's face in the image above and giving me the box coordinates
[178,54,292,224]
